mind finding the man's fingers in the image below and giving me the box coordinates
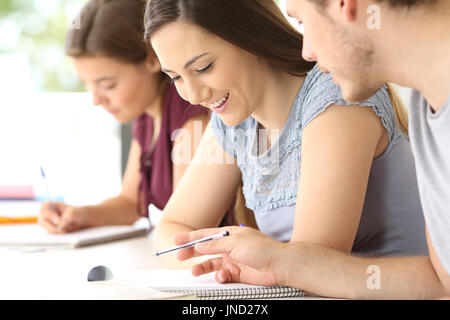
[191,257,224,277]
[177,247,198,261]
[194,233,235,255]
[215,269,232,283]
[174,227,228,246]
[175,226,237,259]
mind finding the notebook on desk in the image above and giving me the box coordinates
[0,220,149,248]
[118,269,304,300]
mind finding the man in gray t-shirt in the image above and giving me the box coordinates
[179,0,450,299]
[409,91,450,274]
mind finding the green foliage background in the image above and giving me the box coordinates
[0,0,283,92]
[0,0,86,92]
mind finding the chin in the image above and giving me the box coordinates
[339,80,380,103]
[219,115,247,128]
[113,115,130,124]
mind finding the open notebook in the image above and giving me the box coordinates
[118,269,304,300]
[0,220,149,248]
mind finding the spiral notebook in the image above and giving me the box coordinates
[119,269,304,300]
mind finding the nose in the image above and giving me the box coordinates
[301,37,317,62]
[183,79,210,106]
[92,90,101,106]
[92,90,108,107]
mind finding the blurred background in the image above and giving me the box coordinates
[0,0,121,205]
[0,0,410,206]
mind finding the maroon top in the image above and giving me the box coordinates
[133,83,209,216]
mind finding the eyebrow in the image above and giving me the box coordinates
[161,52,210,74]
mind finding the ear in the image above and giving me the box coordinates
[144,53,162,74]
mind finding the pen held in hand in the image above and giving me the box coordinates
[152,231,229,257]
[40,166,57,212]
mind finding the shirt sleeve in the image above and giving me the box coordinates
[301,65,398,143]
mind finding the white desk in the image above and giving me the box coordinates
[0,233,164,299]
[0,202,331,300]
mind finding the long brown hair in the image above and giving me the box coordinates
[144,0,315,77]
[142,0,408,227]
[144,0,315,228]
[386,83,409,135]
[66,0,151,64]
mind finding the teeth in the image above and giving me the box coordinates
[210,93,229,109]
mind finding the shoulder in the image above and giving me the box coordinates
[300,65,397,140]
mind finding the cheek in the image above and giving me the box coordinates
[113,87,134,107]
[126,76,154,108]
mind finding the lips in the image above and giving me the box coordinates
[209,93,230,114]
[105,108,119,115]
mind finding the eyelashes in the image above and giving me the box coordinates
[197,62,214,75]
[170,62,215,83]
[104,84,116,90]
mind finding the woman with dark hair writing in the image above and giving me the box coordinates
[38,0,212,233]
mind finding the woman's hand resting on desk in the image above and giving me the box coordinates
[38,202,89,234]
[175,226,287,287]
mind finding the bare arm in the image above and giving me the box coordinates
[80,139,143,226]
[292,105,388,252]
[176,226,447,299]
[39,140,143,232]
[83,113,211,227]
[279,239,445,299]
[171,114,210,189]
[427,226,450,294]
[153,124,242,268]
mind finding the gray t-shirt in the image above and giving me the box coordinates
[409,90,450,273]
[211,65,427,257]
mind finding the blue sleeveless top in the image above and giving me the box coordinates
[211,65,428,257]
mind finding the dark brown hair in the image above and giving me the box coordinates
[144,0,315,77]
[66,0,150,63]
[144,0,314,227]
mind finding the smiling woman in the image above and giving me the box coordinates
[143,0,428,271]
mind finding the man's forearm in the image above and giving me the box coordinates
[277,242,445,299]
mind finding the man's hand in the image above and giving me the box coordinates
[175,226,285,286]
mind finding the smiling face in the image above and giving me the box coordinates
[150,21,272,127]
[286,0,385,102]
[72,56,162,123]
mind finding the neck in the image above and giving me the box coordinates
[251,68,304,135]
[374,2,450,110]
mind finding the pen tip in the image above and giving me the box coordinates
[40,166,45,178]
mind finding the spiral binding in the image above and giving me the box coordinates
[163,286,304,300]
